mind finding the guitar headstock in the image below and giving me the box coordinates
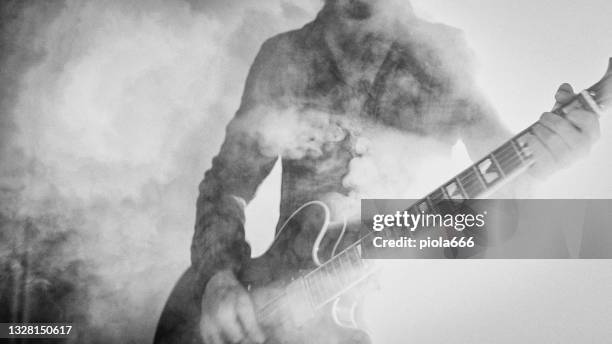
[587,58,612,113]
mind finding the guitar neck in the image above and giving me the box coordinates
[298,127,536,310]
[300,88,608,310]
[419,88,605,204]
[255,59,612,327]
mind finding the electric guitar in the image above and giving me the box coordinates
[155,59,612,344]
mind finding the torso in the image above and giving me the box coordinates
[256,16,474,233]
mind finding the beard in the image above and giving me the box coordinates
[337,0,375,21]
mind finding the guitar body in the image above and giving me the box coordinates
[155,59,612,344]
[154,202,371,344]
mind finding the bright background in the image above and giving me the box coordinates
[358,1,612,342]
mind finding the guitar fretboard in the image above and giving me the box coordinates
[257,59,611,326]
[300,126,539,309]
[303,244,375,307]
[421,128,534,205]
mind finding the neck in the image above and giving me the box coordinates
[323,26,393,86]
[318,2,415,85]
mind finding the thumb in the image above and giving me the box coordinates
[552,83,575,111]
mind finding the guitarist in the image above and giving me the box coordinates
[155,0,601,343]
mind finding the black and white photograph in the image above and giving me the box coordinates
[1,0,612,343]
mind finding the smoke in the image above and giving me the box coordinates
[0,0,320,342]
[2,0,581,343]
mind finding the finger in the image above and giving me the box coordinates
[201,319,224,344]
[531,122,573,166]
[538,115,585,163]
[221,324,245,344]
[236,293,266,343]
[552,83,575,111]
[565,109,601,142]
[200,314,213,337]
[217,302,245,344]
[539,112,588,155]
[523,132,557,178]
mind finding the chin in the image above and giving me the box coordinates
[338,0,375,21]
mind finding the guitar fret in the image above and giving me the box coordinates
[502,153,523,170]
[329,260,342,292]
[316,270,327,304]
[307,273,323,305]
[501,156,523,171]
[458,167,486,198]
[345,247,355,267]
[459,183,478,198]
[304,276,318,307]
[515,129,535,160]
[349,246,364,269]
[415,200,430,213]
[440,186,450,199]
[497,150,522,167]
[488,153,506,178]
[470,165,488,192]
[304,245,371,309]
[337,252,351,285]
[492,143,524,175]
[344,251,361,284]
[314,275,325,305]
[427,188,447,209]
[455,177,468,199]
[317,268,331,303]
[492,153,517,174]
[510,139,526,163]
[322,264,337,299]
[444,178,467,200]
[476,155,503,186]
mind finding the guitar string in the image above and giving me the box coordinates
[252,83,610,320]
[301,133,533,308]
[256,132,531,315]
